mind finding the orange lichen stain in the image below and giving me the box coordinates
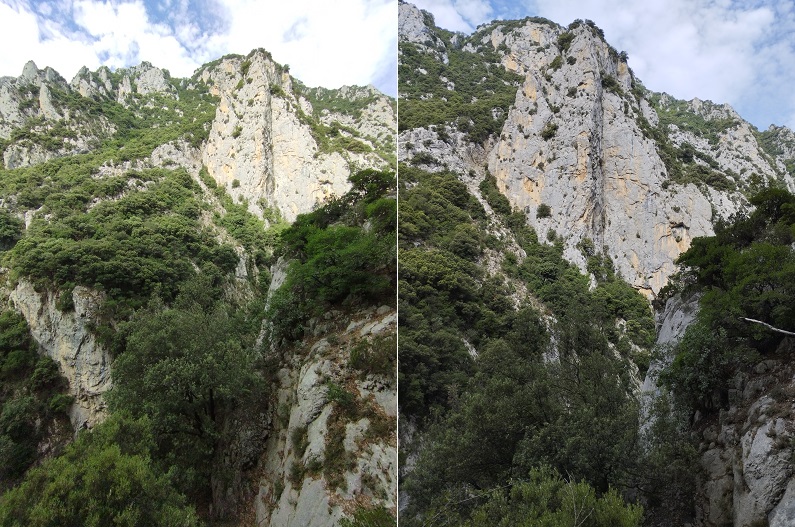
[503,56,520,73]
[630,250,640,271]
[523,78,538,101]
[675,232,692,253]
[522,176,544,203]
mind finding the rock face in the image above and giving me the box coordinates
[400,3,795,526]
[690,341,795,527]
[0,47,396,524]
[398,2,793,297]
[1,61,115,169]
[9,279,111,430]
[199,50,395,223]
[484,23,718,296]
[641,298,795,527]
[256,305,397,527]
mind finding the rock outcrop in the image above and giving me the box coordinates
[9,279,111,430]
[256,305,397,527]
[400,4,795,526]
[1,61,115,169]
[398,2,793,297]
[0,46,397,525]
[199,51,395,223]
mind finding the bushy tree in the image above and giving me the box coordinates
[0,414,199,527]
[107,276,261,497]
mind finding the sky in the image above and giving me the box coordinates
[0,0,397,96]
[410,0,795,130]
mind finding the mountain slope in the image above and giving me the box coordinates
[399,1,794,297]
[0,49,396,526]
[398,2,795,526]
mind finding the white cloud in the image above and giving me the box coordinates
[533,0,773,103]
[203,0,396,91]
[411,0,492,32]
[0,0,396,94]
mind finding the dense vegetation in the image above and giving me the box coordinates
[0,53,397,524]
[268,169,396,344]
[0,414,200,527]
[0,312,72,491]
[398,164,657,524]
[661,188,795,411]
[398,20,523,143]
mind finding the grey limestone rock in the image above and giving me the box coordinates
[9,279,111,430]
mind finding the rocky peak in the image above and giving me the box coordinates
[399,5,795,296]
[18,60,66,87]
[199,49,394,223]
[398,1,443,48]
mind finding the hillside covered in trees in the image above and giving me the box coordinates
[0,49,397,527]
[398,2,795,526]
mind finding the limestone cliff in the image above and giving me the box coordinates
[400,3,795,526]
[398,1,794,297]
[9,279,110,430]
[256,305,397,526]
[644,297,795,527]
[0,61,115,169]
[197,50,395,223]
[0,46,396,525]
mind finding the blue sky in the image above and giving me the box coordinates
[411,0,795,130]
[0,0,397,96]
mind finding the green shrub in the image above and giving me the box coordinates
[340,506,395,527]
[327,382,356,413]
[537,203,551,218]
[541,122,558,140]
[557,31,575,52]
[349,335,396,379]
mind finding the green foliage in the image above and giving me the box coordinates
[9,168,237,330]
[651,94,739,146]
[327,382,356,413]
[404,324,641,521]
[477,172,537,246]
[339,506,395,527]
[0,312,71,486]
[291,83,394,164]
[398,33,523,143]
[268,170,396,344]
[349,335,396,380]
[106,276,263,498]
[0,212,23,251]
[537,203,551,218]
[0,415,199,527]
[601,74,621,95]
[556,31,575,52]
[661,188,795,410]
[541,121,558,140]
[419,467,642,527]
[400,164,661,523]
[478,173,512,217]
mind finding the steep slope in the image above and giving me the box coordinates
[399,3,795,526]
[0,49,396,526]
[399,1,794,298]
